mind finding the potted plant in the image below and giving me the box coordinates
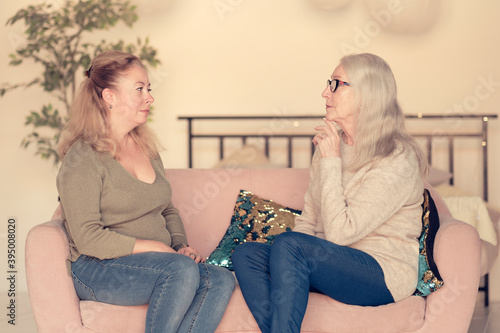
[1,0,161,164]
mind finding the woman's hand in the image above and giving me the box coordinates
[178,246,206,263]
[313,118,341,158]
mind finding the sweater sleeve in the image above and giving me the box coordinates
[318,149,421,246]
[57,143,136,260]
[162,202,188,248]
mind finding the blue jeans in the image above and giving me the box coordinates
[231,232,394,333]
[71,252,235,333]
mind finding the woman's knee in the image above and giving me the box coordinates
[272,231,303,251]
[232,242,255,263]
[231,243,250,264]
[232,242,269,269]
[152,254,200,290]
[270,232,308,262]
[274,231,302,242]
[206,264,235,292]
[177,255,200,280]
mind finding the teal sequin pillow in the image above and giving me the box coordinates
[413,189,444,296]
[206,190,302,270]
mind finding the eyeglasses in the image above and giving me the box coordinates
[327,79,350,93]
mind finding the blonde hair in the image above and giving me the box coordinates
[58,50,161,160]
[340,53,428,175]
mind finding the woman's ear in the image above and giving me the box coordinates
[102,88,114,107]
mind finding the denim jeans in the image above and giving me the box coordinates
[71,252,235,333]
[231,232,394,333]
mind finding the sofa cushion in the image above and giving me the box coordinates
[80,287,426,333]
[206,189,301,270]
[296,292,426,333]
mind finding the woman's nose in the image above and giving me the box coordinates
[321,86,331,99]
[147,92,154,104]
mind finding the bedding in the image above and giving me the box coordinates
[434,183,500,277]
[214,144,275,169]
[434,184,499,246]
[441,196,496,246]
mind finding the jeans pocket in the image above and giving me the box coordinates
[72,272,97,301]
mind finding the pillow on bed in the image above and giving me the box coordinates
[214,144,273,169]
[413,189,444,296]
[206,190,301,270]
[426,167,452,186]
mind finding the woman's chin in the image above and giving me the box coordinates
[324,113,336,122]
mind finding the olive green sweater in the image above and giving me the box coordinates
[56,140,188,263]
[293,141,423,302]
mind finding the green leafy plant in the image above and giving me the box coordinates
[1,0,161,164]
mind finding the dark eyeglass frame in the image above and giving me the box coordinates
[327,79,350,93]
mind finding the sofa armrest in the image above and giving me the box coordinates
[416,186,481,333]
[25,219,92,333]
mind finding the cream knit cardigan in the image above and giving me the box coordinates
[293,141,424,302]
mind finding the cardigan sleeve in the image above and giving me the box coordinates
[57,143,136,260]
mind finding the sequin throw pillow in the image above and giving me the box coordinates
[206,190,302,270]
[413,189,444,296]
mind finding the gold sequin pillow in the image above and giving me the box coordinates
[206,190,301,270]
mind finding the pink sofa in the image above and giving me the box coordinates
[25,168,481,333]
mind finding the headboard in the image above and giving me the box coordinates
[178,113,498,200]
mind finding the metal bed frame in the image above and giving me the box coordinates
[178,113,498,306]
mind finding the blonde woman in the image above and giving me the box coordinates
[57,50,234,333]
[232,53,428,333]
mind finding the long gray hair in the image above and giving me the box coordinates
[341,53,428,175]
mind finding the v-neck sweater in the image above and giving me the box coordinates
[293,141,424,302]
[57,140,188,263]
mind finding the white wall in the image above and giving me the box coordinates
[1,0,499,301]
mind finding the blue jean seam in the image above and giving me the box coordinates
[71,272,97,301]
[148,274,170,333]
[186,263,211,333]
[273,234,307,332]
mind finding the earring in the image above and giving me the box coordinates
[109,105,112,109]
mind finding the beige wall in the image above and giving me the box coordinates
[1,0,499,301]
